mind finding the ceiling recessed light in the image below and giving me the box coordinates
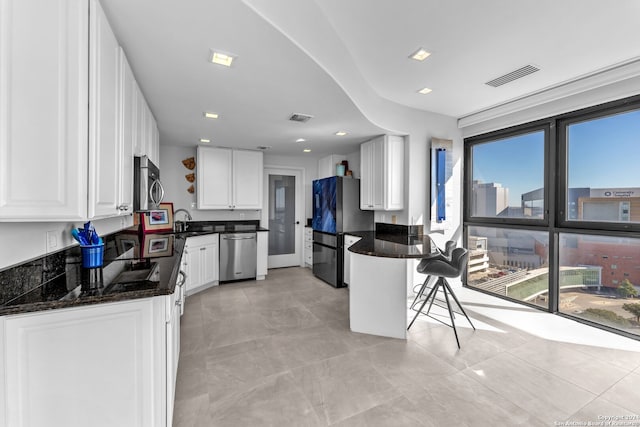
[410,48,431,61]
[418,87,432,95]
[296,138,306,143]
[210,50,235,67]
[335,131,347,136]
[199,138,210,143]
[303,149,311,153]
[204,112,219,119]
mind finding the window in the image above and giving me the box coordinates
[559,233,640,335]
[465,94,640,339]
[560,108,640,229]
[469,129,546,220]
[467,226,549,309]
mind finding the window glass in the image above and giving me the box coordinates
[558,233,640,334]
[566,109,640,224]
[471,130,545,219]
[467,226,549,309]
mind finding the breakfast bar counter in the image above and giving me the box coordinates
[346,231,437,339]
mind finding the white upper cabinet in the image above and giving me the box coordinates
[317,154,346,179]
[197,147,263,210]
[0,0,89,220]
[133,85,159,165]
[360,135,404,211]
[232,149,263,209]
[119,48,136,214]
[88,0,121,218]
[0,0,157,221]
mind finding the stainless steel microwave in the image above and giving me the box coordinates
[134,155,165,211]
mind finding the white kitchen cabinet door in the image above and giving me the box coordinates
[197,147,262,210]
[133,81,146,156]
[149,118,160,165]
[304,227,313,268]
[118,48,135,214]
[183,234,219,296]
[384,135,405,210]
[145,104,159,165]
[165,277,183,426]
[0,0,89,220]
[1,298,166,427]
[197,146,233,209]
[360,135,404,211]
[257,230,268,280]
[133,91,158,163]
[233,149,263,209]
[88,0,121,218]
[317,154,346,179]
[360,139,383,210]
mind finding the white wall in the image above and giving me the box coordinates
[0,215,133,271]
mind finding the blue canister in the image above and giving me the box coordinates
[81,244,104,268]
[336,164,346,176]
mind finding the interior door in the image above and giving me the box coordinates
[263,168,303,268]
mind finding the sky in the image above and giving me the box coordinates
[472,109,640,206]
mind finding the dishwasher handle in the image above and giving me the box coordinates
[222,235,256,240]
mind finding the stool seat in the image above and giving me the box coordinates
[408,247,475,348]
[410,240,456,311]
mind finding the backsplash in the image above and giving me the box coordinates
[0,250,78,306]
[0,233,122,308]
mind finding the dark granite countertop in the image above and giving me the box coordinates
[345,231,437,259]
[174,220,268,234]
[0,220,269,316]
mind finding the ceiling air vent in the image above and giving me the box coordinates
[485,65,540,87]
[289,113,313,123]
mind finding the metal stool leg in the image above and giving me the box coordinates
[442,279,476,331]
[409,275,432,310]
[407,278,440,330]
[441,282,461,349]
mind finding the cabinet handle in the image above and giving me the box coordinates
[117,204,129,211]
[177,270,187,287]
[200,247,206,251]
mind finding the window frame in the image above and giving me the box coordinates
[464,120,551,227]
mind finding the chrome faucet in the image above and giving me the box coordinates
[174,208,193,221]
[173,209,193,232]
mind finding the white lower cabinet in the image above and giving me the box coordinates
[343,234,362,286]
[182,234,219,296]
[257,231,268,280]
[0,293,184,427]
[304,227,313,268]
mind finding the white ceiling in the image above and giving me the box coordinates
[101,0,640,157]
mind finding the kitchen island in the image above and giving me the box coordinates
[346,231,437,339]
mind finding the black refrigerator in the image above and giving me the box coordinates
[312,176,374,287]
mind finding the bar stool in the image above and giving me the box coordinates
[410,240,457,311]
[407,247,475,348]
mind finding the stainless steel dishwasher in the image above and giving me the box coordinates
[220,233,257,282]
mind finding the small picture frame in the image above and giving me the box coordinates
[115,235,140,258]
[142,234,174,257]
[140,202,174,233]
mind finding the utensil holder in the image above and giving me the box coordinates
[81,243,104,268]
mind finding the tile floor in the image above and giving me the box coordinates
[173,267,640,427]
